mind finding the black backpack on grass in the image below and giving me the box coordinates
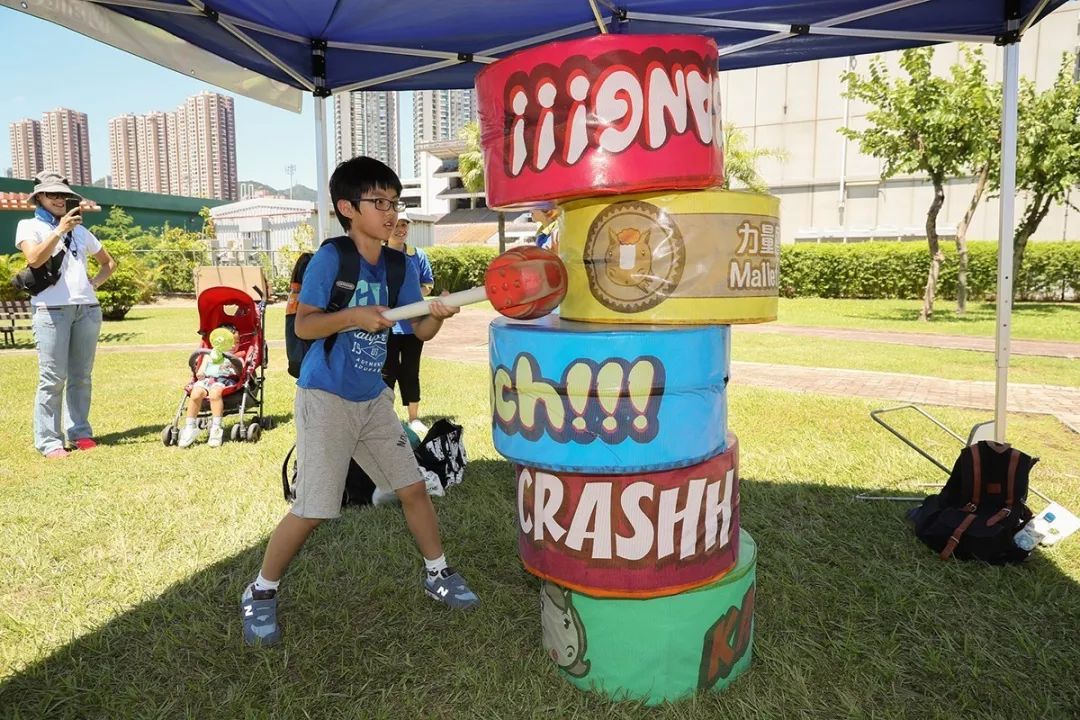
[281,420,469,508]
[907,441,1038,564]
[285,237,406,378]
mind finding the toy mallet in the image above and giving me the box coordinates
[383,245,567,322]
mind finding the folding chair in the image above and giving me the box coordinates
[857,404,1052,503]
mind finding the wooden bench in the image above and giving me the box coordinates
[0,299,33,346]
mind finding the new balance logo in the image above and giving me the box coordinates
[244,607,254,617]
[437,586,449,597]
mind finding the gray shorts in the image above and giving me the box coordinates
[292,387,423,519]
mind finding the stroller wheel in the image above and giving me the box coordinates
[260,416,276,430]
[197,417,211,430]
[230,424,242,442]
[161,425,177,446]
[246,424,263,443]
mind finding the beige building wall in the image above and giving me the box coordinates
[40,108,92,186]
[9,119,43,181]
[721,1,1080,244]
[175,91,238,200]
[138,111,171,194]
[108,114,140,191]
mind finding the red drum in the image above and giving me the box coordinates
[516,437,740,598]
[476,34,724,209]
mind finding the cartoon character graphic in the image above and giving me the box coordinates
[605,226,653,288]
[540,581,591,678]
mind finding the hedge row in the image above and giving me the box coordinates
[424,241,1079,301]
[5,240,1075,310]
[777,241,1079,301]
[425,245,498,295]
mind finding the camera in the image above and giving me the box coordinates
[64,197,82,216]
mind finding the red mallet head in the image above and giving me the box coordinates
[485,246,568,320]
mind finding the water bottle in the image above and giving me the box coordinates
[1014,516,1048,551]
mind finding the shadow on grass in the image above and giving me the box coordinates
[0,337,34,350]
[98,331,142,344]
[1,463,1077,719]
[94,413,293,447]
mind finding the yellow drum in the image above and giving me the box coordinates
[560,190,780,324]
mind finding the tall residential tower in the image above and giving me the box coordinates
[9,119,43,181]
[334,91,400,171]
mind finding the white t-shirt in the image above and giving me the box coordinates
[15,217,103,308]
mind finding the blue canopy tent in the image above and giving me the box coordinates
[5,0,1069,441]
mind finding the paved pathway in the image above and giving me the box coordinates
[737,323,1080,359]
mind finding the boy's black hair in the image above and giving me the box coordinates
[330,156,403,231]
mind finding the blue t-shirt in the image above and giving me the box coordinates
[392,245,434,336]
[297,243,423,401]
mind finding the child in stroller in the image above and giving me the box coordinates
[179,325,241,447]
[162,283,271,447]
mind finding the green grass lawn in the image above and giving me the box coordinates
[777,298,1080,342]
[0,350,1077,718]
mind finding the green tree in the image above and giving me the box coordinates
[944,46,999,315]
[89,240,156,320]
[147,225,209,294]
[89,206,143,244]
[1004,56,1080,286]
[841,46,997,320]
[720,125,786,194]
[458,121,485,207]
[459,120,507,251]
[199,206,216,240]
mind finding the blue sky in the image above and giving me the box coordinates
[0,8,415,189]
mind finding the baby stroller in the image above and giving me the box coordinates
[161,283,271,445]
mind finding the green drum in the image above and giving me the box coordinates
[541,529,757,705]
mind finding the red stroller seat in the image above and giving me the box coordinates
[162,285,272,446]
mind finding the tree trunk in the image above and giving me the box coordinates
[498,211,506,254]
[919,179,946,321]
[1012,194,1052,300]
[954,163,989,315]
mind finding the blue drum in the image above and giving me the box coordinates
[489,316,730,473]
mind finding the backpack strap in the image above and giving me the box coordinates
[1006,448,1020,507]
[964,444,982,512]
[987,448,1023,527]
[940,512,978,560]
[282,444,296,502]
[323,236,361,357]
[384,246,406,309]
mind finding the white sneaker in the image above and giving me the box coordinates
[208,425,224,447]
[408,419,429,437]
[178,424,198,448]
[372,487,399,506]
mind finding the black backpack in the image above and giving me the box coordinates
[281,419,468,508]
[281,443,377,506]
[285,236,406,378]
[907,441,1038,564]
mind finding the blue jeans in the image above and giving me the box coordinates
[31,304,103,454]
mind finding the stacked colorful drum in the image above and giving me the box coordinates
[477,34,777,705]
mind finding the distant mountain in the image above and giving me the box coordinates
[239,180,317,202]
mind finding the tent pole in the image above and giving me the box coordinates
[314,94,330,244]
[994,40,1020,443]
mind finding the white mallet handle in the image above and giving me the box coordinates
[382,286,488,321]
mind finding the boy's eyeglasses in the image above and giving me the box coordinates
[44,192,71,200]
[354,197,407,212]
